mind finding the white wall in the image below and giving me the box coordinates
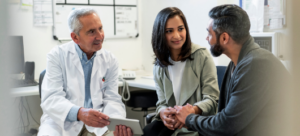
[8,2,143,80]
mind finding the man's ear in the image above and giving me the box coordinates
[220,32,230,45]
[71,32,79,44]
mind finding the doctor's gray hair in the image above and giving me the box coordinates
[68,8,98,35]
[209,4,251,44]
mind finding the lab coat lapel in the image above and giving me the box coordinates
[179,60,199,106]
[69,43,84,76]
[91,50,104,79]
[163,68,176,106]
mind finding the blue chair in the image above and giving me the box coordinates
[39,69,46,98]
[216,66,227,90]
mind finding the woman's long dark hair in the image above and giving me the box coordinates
[152,7,192,67]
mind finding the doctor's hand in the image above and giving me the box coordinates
[113,125,133,136]
[77,108,110,128]
[160,107,177,130]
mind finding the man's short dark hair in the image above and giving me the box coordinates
[209,4,251,44]
[152,7,192,67]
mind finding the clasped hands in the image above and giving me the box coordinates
[160,103,199,130]
[78,108,133,136]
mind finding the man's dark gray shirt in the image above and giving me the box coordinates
[185,37,289,136]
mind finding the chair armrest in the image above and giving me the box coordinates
[146,112,156,125]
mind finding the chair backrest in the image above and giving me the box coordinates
[216,66,227,90]
[39,69,46,98]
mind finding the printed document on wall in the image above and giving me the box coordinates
[269,18,283,29]
[21,0,33,9]
[115,7,138,36]
[33,0,53,26]
[264,3,269,26]
[217,0,239,5]
[22,0,33,6]
[265,0,285,29]
[242,0,264,32]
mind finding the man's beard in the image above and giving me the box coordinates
[209,38,223,57]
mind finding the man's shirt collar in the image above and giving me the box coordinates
[75,44,96,61]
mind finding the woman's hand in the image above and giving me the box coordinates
[159,107,177,130]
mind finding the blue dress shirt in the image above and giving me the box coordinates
[66,44,96,122]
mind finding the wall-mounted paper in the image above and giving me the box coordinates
[33,0,53,26]
[242,0,265,32]
[115,6,138,36]
[22,0,32,6]
[264,6,269,25]
[217,0,239,5]
[264,0,285,29]
[269,18,283,29]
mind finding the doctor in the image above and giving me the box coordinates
[38,8,133,136]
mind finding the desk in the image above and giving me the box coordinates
[11,77,155,97]
[11,86,39,97]
[126,77,155,90]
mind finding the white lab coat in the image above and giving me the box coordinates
[39,41,126,136]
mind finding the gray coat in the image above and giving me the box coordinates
[185,37,290,136]
[153,43,220,136]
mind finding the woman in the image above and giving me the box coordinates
[143,7,220,136]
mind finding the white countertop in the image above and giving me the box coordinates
[126,77,156,90]
[11,86,40,97]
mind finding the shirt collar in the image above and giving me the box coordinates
[75,44,96,61]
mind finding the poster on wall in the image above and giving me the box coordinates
[264,0,285,29]
[241,0,286,31]
[33,0,53,26]
[241,0,265,32]
[115,6,138,37]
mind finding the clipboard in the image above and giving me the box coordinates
[107,117,144,135]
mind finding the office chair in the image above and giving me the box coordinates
[145,66,227,124]
[125,90,158,128]
[216,66,227,90]
[39,69,46,98]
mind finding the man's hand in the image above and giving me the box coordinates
[169,115,185,129]
[77,108,110,128]
[159,107,177,130]
[174,104,195,124]
[113,125,133,136]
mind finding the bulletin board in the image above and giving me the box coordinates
[52,0,138,41]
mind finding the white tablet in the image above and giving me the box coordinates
[107,117,144,135]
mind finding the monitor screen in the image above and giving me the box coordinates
[9,36,25,74]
